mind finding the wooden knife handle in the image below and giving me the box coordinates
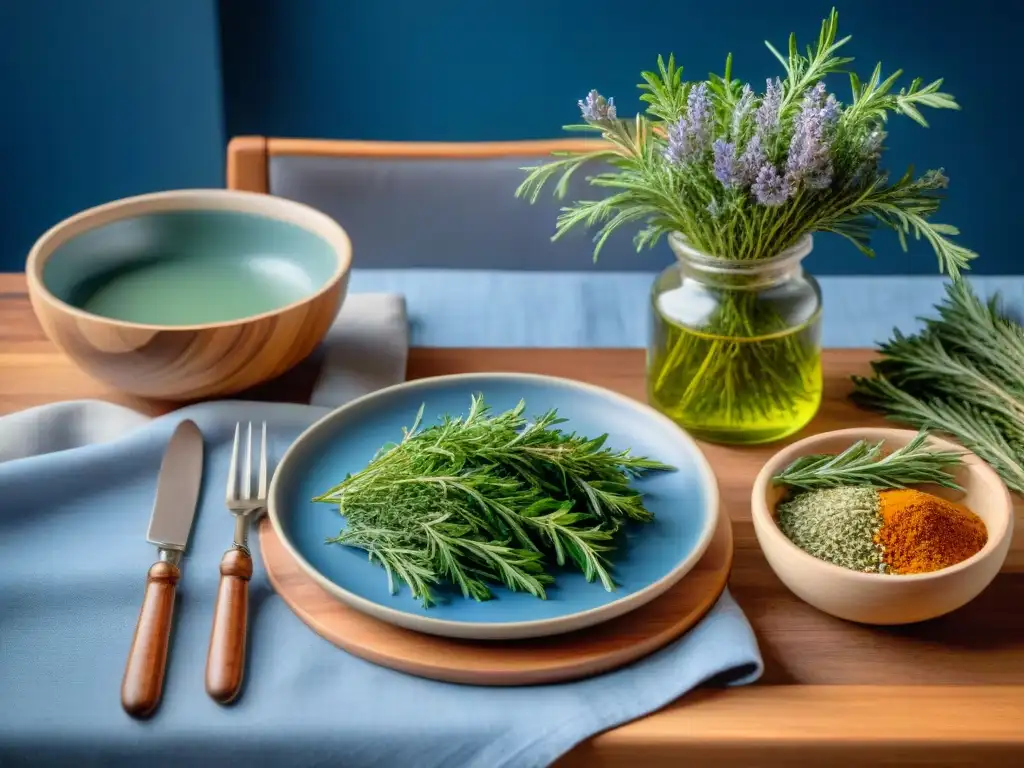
[205,547,253,704]
[121,560,179,718]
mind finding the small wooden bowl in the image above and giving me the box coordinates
[751,427,1014,625]
[26,189,352,401]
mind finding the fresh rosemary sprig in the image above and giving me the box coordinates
[515,8,973,444]
[851,279,1024,493]
[314,395,674,607]
[515,7,972,275]
[771,430,964,491]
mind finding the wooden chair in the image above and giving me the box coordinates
[224,136,671,273]
[227,136,606,195]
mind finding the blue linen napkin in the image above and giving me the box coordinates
[0,293,763,768]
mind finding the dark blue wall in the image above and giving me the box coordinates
[218,0,1014,276]
[0,0,224,271]
[1,1,1015,275]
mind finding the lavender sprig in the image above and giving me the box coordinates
[578,89,617,122]
[785,83,840,192]
[712,139,742,188]
[754,77,784,137]
[752,163,790,206]
[731,84,754,139]
[516,6,974,278]
[664,82,713,165]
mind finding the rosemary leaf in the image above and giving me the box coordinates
[771,430,964,491]
[515,9,973,442]
[516,8,972,275]
[851,279,1024,494]
[315,395,674,607]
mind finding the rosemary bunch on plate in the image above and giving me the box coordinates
[313,395,674,607]
[851,279,1024,493]
[772,430,964,491]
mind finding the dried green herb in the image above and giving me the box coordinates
[314,395,674,607]
[776,486,886,572]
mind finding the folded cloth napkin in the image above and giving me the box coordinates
[0,292,763,768]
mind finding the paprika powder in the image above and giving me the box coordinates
[875,489,987,574]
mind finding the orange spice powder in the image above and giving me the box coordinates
[875,489,988,574]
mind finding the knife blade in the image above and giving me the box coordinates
[121,418,204,719]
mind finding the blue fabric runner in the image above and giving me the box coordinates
[347,271,1024,349]
[0,296,762,768]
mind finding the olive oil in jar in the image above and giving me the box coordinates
[647,302,823,444]
[647,234,824,445]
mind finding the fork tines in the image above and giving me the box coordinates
[226,421,269,507]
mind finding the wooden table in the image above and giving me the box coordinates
[2,272,1023,765]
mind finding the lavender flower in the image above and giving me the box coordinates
[820,93,840,125]
[687,82,713,133]
[718,78,784,189]
[578,90,616,122]
[863,129,885,161]
[920,169,949,189]
[754,78,784,136]
[738,133,766,187]
[664,82,713,165]
[752,163,791,206]
[847,129,886,187]
[731,84,754,138]
[663,120,688,165]
[785,83,840,191]
[712,139,742,188]
[860,129,885,171]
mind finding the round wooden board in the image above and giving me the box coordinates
[258,509,733,686]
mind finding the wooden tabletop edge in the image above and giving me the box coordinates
[582,685,1024,744]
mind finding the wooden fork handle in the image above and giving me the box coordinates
[121,560,179,718]
[205,547,253,704]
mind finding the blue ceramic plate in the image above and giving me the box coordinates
[267,374,719,639]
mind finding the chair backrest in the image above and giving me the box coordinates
[226,136,673,273]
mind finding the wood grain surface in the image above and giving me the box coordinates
[264,136,607,159]
[120,560,179,719]
[205,547,254,704]
[558,685,1024,767]
[226,136,268,194]
[258,499,731,685]
[2,272,1023,764]
[23,191,351,401]
[30,278,345,400]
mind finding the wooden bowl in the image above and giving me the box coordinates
[26,189,351,400]
[751,427,1014,625]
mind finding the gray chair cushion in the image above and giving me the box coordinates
[269,153,673,272]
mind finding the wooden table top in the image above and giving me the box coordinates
[2,272,1023,765]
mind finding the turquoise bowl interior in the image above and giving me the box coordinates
[270,374,718,634]
[42,209,340,326]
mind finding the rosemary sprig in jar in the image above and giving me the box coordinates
[516,8,973,441]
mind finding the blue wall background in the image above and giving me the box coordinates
[1,0,1015,275]
[0,0,225,272]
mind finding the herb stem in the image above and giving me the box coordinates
[772,431,964,491]
[851,280,1024,494]
[317,395,674,606]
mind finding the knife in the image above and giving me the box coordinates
[120,418,205,719]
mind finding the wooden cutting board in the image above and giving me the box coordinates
[258,506,733,685]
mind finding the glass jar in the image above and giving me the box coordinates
[647,232,823,445]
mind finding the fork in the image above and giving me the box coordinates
[205,421,269,704]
